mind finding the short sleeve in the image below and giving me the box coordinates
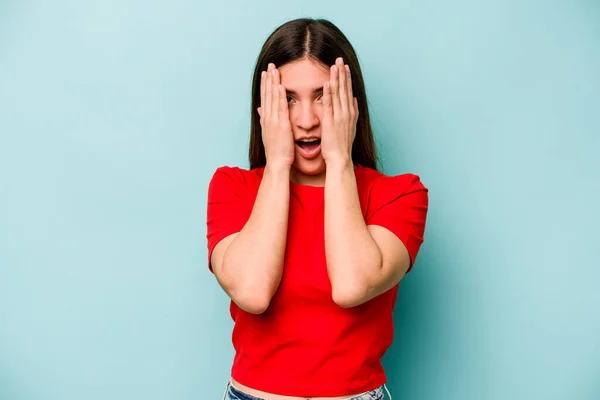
[366,173,429,273]
[206,166,254,273]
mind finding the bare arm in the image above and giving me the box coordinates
[324,161,411,308]
[210,63,294,314]
[211,164,290,314]
[322,58,411,308]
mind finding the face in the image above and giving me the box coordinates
[278,58,329,186]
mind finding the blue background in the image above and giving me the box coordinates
[1,1,599,399]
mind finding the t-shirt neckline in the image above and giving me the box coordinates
[289,164,363,192]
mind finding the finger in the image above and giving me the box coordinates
[257,106,262,119]
[353,97,359,122]
[271,68,280,120]
[337,58,348,114]
[345,64,354,113]
[260,70,266,118]
[265,63,273,119]
[330,64,341,115]
[323,81,333,120]
[278,84,289,118]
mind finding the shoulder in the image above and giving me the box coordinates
[209,165,264,190]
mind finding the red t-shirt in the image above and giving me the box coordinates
[206,164,428,397]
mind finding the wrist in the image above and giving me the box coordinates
[264,162,292,177]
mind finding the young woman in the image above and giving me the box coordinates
[207,18,429,400]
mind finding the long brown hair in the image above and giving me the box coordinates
[249,18,379,171]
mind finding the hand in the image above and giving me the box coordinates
[257,63,295,168]
[321,57,358,166]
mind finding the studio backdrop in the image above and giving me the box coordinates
[0,1,598,399]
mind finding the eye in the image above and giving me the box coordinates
[286,96,295,104]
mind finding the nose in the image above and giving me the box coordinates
[293,102,320,131]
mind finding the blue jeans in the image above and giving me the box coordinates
[222,380,389,400]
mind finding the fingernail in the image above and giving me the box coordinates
[345,65,349,72]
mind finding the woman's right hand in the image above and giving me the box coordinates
[257,63,295,168]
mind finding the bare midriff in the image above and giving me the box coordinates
[231,379,366,400]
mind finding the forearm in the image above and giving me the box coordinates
[324,160,383,307]
[221,163,290,310]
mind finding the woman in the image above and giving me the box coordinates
[207,18,428,400]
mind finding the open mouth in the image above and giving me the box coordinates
[296,138,321,150]
[295,138,321,159]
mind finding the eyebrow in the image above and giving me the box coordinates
[285,87,324,96]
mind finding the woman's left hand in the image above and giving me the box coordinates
[321,57,358,166]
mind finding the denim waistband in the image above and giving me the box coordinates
[222,380,392,400]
